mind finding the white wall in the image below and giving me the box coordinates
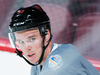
[0,51,31,75]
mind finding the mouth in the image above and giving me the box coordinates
[28,53,35,57]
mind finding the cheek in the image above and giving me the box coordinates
[33,39,43,50]
[33,38,43,55]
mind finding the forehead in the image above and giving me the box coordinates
[15,28,39,38]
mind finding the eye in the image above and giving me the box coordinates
[30,38,35,42]
[17,41,24,44]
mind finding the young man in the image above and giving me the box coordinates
[8,4,100,75]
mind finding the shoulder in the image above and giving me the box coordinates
[51,43,80,56]
[54,43,78,51]
[59,43,78,50]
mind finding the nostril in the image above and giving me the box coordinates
[25,45,32,50]
[24,42,33,51]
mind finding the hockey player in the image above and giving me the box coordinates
[8,4,100,75]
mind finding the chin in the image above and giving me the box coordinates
[29,59,38,64]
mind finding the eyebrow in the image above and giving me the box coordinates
[27,35,36,39]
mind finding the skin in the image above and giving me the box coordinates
[15,28,52,65]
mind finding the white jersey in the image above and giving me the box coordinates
[31,43,100,75]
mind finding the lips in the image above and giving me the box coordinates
[28,53,35,57]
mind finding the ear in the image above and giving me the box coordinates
[45,29,50,43]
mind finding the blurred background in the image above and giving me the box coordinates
[0,0,100,75]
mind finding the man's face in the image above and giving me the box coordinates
[15,28,43,64]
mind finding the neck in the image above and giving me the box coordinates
[40,42,52,65]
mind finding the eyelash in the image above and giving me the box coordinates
[30,38,35,41]
[18,41,24,44]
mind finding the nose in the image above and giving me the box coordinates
[25,42,32,51]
